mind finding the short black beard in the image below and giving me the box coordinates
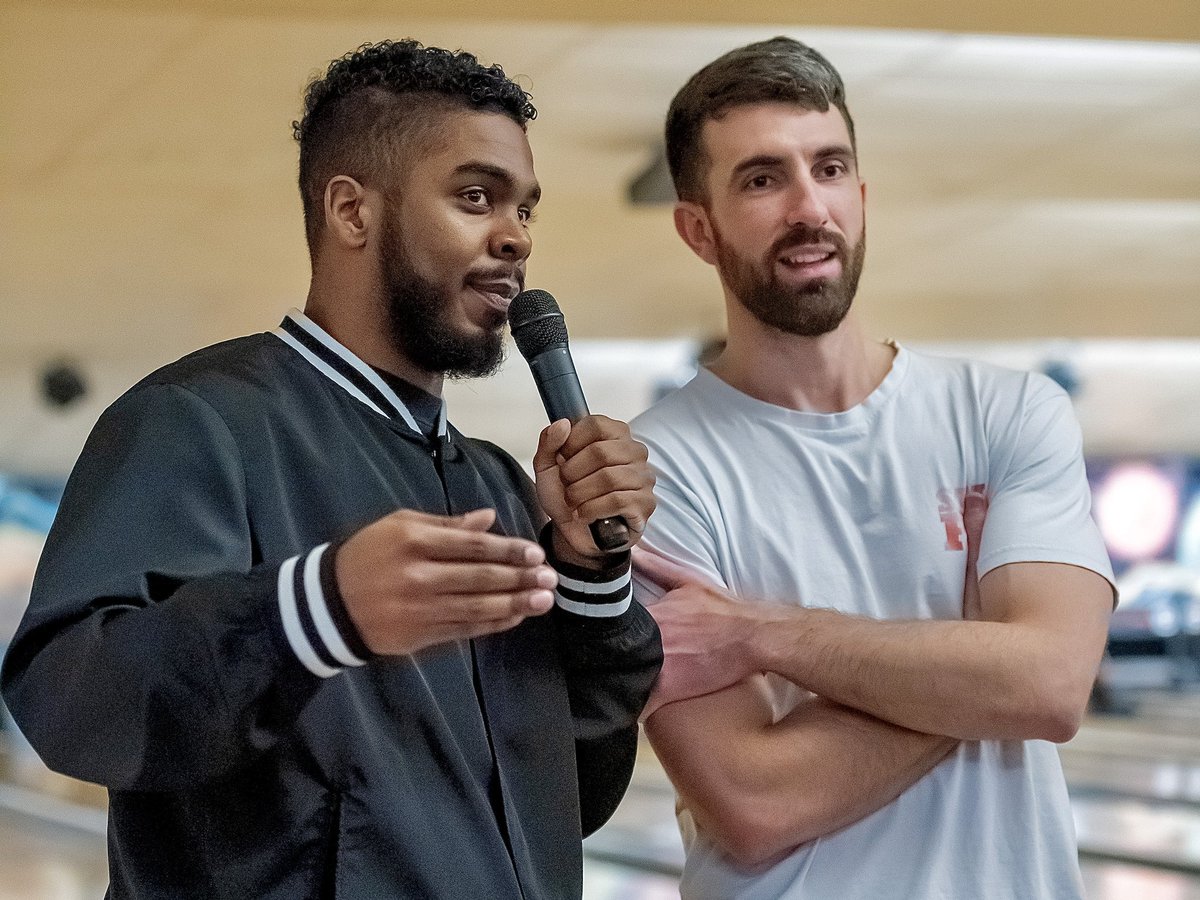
[381,212,506,379]
[717,223,865,338]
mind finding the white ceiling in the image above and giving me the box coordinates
[1,2,1198,477]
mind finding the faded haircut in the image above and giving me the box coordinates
[293,39,537,258]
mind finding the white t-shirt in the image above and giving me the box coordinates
[631,346,1115,900]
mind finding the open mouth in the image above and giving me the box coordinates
[779,245,838,269]
[465,278,520,314]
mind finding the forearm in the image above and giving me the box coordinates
[748,564,1111,741]
[549,529,663,833]
[0,380,338,789]
[646,677,957,868]
[560,601,661,836]
[754,611,1063,739]
[1,563,327,791]
[556,600,662,739]
[546,523,662,735]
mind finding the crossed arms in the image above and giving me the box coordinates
[636,543,1113,868]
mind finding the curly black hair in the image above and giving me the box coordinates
[294,39,537,258]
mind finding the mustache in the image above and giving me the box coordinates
[769,224,848,258]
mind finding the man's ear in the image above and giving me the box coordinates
[673,200,719,266]
[323,175,373,250]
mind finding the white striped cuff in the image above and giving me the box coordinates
[554,568,633,618]
[277,544,370,678]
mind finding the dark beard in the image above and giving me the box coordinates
[717,223,865,337]
[381,214,506,379]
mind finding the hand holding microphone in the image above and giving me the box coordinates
[509,289,656,556]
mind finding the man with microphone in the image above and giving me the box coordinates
[632,37,1115,898]
[2,40,661,898]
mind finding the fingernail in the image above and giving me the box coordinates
[524,545,544,565]
[530,590,554,611]
[537,567,558,589]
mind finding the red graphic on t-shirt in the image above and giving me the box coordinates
[938,484,988,551]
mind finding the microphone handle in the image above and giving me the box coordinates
[529,349,590,421]
[528,348,631,553]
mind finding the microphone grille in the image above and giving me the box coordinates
[509,289,569,359]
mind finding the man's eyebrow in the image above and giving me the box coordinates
[729,144,858,182]
[453,162,541,204]
[729,154,787,181]
[813,143,856,164]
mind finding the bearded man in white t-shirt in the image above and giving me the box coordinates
[631,36,1116,900]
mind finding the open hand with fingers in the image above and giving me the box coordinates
[534,415,656,562]
[635,548,783,718]
[335,507,557,656]
[961,489,988,620]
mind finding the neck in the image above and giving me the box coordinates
[709,304,894,413]
[304,272,444,397]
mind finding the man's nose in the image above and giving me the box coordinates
[490,214,532,261]
[784,175,831,229]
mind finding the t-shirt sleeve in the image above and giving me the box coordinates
[977,374,1115,593]
[632,433,731,606]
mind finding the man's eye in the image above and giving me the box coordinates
[818,162,847,179]
[462,189,488,206]
[518,207,536,224]
[747,175,773,190]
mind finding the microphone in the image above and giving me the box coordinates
[509,289,630,553]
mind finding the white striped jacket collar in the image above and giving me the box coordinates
[272,308,447,439]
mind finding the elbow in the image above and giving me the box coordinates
[708,816,781,869]
[1025,701,1083,744]
[1036,654,1099,743]
[1031,686,1088,743]
[699,795,815,869]
[722,828,795,870]
[1011,664,1092,743]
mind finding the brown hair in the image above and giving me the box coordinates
[666,36,855,202]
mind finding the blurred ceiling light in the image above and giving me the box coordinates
[1095,462,1181,561]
